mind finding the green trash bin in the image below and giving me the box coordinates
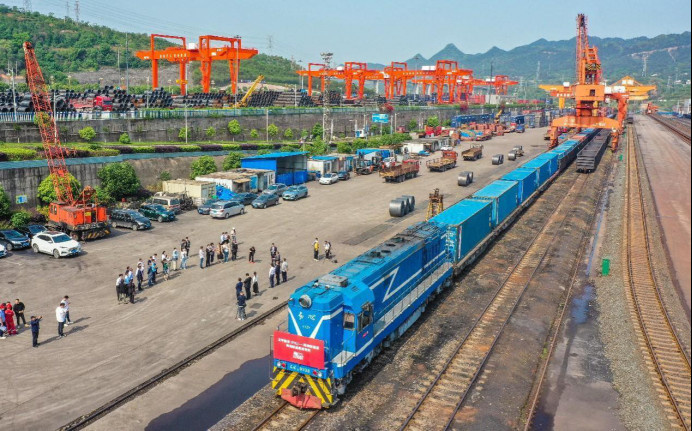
[602,258,611,276]
[619,154,623,161]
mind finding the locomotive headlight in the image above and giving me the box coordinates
[299,294,312,309]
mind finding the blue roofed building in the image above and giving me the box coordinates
[240,151,309,185]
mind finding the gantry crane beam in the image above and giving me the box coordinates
[135,34,258,95]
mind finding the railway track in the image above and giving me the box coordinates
[59,302,289,431]
[250,401,319,431]
[399,170,591,431]
[623,124,692,430]
[650,114,692,145]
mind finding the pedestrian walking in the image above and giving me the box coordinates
[236,291,247,321]
[252,272,259,295]
[244,273,252,299]
[180,248,188,270]
[270,243,277,260]
[206,244,213,267]
[231,227,237,244]
[14,299,27,327]
[116,273,126,302]
[313,238,320,261]
[61,295,72,324]
[181,238,187,254]
[235,278,244,299]
[136,262,144,291]
[30,315,42,347]
[151,254,158,283]
[231,240,238,261]
[171,248,179,271]
[216,243,223,263]
[281,258,288,283]
[274,260,281,286]
[324,241,331,260]
[269,265,276,288]
[223,242,230,262]
[210,243,216,265]
[248,246,256,263]
[199,246,205,269]
[56,302,67,338]
[185,237,191,254]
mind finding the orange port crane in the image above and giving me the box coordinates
[23,42,110,240]
[135,34,258,95]
[540,14,638,151]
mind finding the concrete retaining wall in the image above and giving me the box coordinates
[0,154,227,209]
[0,108,461,144]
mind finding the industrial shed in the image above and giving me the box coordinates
[195,168,274,193]
[240,151,309,185]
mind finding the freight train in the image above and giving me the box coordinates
[271,129,599,409]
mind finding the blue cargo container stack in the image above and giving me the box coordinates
[470,180,520,228]
[429,199,493,263]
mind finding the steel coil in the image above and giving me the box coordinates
[507,151,516,161]
[401,195,415,212]
[492,154,504,165]
[458,171,473,186]
[389,198,408,217]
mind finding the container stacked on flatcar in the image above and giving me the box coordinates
[271,128,602,409]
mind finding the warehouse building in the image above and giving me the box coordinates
[240,151,309,185]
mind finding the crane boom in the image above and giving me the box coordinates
[236,75,264,108]
[23,41,74,204]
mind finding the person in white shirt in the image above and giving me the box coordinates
[171,248,179,271]
[199,246,205,269]
[269,265,276,288]
[60,295,72,325]
[55,303,67,338]
[281,258,288,283]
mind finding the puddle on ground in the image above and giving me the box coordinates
[146,354,272,431]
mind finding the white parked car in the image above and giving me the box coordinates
[440,145,454,151]
[31,231,82,258]
[0,243,6,258]
[319,173,339,185]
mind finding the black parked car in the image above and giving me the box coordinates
[111,209,152,231]
[251,193,280,209]
[0,229,31,251]
[230,192,259,205]
[16,224,46,239]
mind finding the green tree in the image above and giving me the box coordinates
[307,138,329,156]
[205,126,217,140]
[257,149,271,155]
[37,173,82,205]
[443,119,452,127]
[227,120,242,140]
[97,162,140,201]
[267,123,279,141]
[407,119,418,131]
[336,142,353,154]
[283,128,294,140]
[159,171,172,181]
[311,122,324,139]
[250,129,259,139]
[11,210,31,228]
[279,146,295,152]
[33,112,51,128]
[0,185,11,219]
[78,126,97,142]
[178,127,190,140]
[222,152,245,170]
[94,187,114,204]
[426,116,440,128]
[300,129,309,139]
[118,132,131,144]
[190,156,217,179]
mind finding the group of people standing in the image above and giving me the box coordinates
[200,229,240,268]
[1,296,70,348]
[235,243,290,320]
[313,238,334,261]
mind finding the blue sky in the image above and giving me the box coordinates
[6,0,691,63]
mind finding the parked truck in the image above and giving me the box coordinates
[462,144,484,161]
[426,150,458,172]
[71,95,113,112]
[380,159,420,183]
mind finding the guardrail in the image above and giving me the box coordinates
[0,105,462,123]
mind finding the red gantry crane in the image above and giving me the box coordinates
[23,42,110,240]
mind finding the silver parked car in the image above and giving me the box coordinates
[282,185,309,201]
[209,201,245,219]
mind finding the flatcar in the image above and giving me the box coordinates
[271,129,598,409]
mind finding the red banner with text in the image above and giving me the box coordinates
[273,331,325,370]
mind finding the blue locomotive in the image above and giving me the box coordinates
[271,128,599,409]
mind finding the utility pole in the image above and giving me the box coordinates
[23,0,31,12]
[65,1,69,20]
[184,62,189,144]
[125,33,129,95]
[74,0,80,22]
[10,60,18,123]
[320,52,333,142]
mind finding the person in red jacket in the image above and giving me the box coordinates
[4,303,17,335]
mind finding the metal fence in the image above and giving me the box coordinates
[0,105,459,123]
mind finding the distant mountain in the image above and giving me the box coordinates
[402,33,691,84]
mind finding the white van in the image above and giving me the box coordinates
[149,196,182,213]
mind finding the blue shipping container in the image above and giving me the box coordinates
[522,157,552,187]
[429,199,493,263]
[472,180,520,227]
[533,152,559,176]
[501,168,538,204]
